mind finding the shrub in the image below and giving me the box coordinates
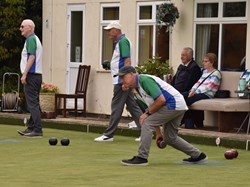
[135,56,173,79]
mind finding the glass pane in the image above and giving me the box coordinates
[103,7,119,20]
[138,25,153,64]
[195,24,219,67]
[70,11,82,62]
[197,3,218,18]
[102,26,114,62]
[139,6,152,19]
[221,24,247,71]
[223,2,246,17]
[155,26,169,62]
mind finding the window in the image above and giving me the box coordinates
[70,11,83,62]
[194,0,247,71]
[137,1,169,64]
[100,4,120,64]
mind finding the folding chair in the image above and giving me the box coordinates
[55,65,91,117]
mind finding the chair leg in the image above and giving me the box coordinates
[75,98,77,117]
[83,97,86,117]
[63,97,66,117]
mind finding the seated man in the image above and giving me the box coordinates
[172,47,202,94]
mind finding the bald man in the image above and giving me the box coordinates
[17,19,43,137]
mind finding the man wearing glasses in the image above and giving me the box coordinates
[17,19,43,137]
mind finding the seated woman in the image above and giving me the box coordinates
[182,53,222,128]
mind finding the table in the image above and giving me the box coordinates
[235,90,250,134]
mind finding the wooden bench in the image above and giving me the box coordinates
[188,71,249,132]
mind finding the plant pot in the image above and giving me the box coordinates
[39,93,55,112]
[163,14,174,23]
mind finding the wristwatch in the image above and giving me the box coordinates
[145,109,151,115]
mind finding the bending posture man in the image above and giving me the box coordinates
[117,66,207,166]
[94,21,142,142]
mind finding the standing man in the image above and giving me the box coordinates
[117,66,207,166]
[17,19,43,137]
[172,47,202,93]
[94,21,142,142]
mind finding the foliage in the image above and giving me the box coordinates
[25,0,42,40]
[135,57,173,79]
[40,82,59,94]
[0,0,26,68]
[156,0,180,32]
[0,0,42,70]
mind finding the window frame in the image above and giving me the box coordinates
[136,1,166,64]
[194,0,247,70]
[100,3,120,68]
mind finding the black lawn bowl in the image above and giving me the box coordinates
[49,137,58,146]
[61,138,70,146]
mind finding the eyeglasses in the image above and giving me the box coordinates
[20,25,25,28]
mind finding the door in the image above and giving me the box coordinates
[66,4,85,108]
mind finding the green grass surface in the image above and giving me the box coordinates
[0,124,250,187]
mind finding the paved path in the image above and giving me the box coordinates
[1,112,250,142]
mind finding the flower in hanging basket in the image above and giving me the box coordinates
[156,1,180,32]
[40,82,59,94]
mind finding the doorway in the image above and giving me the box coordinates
[66,4,85,108]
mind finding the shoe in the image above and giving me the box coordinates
[128,121,137,129]
[135,136,141,142]
[23,131,43,138]
[94,135,114,142]
[17,128,33,136]
[183,152,208,164]
[121,156,148,166]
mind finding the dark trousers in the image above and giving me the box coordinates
[182,92,210,128]
[24,74,42,132]
[104,84,142,137]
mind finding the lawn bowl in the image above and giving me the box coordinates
[230,149,239,158]
[61,138,70,146]
[224,150,235,159]
[156,137,166,149]
[49,137,58,146]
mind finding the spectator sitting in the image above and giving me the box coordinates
[172,47,202,94]
[182,53,222,128]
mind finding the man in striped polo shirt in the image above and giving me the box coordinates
[17,19,43,137]
[117,66,207,165]
[95,21,142,142]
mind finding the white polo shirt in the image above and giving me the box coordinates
[20,33,43,74]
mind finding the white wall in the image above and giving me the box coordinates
[43,0,249,117]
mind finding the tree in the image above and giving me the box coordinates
[0,0,42,100]
[0,0,26,69]
[0,0,42,70]
[25,0,42,40]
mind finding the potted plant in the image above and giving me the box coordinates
[40,82,59,94]
[40,82,59,113]
[156,0,180,32]
[135,56,173,81]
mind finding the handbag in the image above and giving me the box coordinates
[215,90,230,98]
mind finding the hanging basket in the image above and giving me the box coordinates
[39,93,55,112]
[156,1,180,32]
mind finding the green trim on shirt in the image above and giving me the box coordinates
[139,75,162,99]
[26,35,37,55]
[119,37,130,58]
